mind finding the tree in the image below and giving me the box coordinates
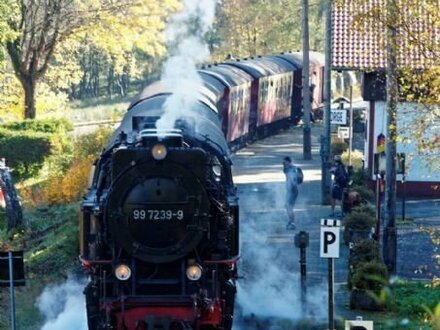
[4,0,179,119]
[211,0,327,61]
[340,0,440,167]
[0,0,18,64]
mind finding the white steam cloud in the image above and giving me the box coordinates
[155,0,218,131]
[37,277,87,330]
[234,181,328,327]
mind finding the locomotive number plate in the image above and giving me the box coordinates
[132,209,184,221]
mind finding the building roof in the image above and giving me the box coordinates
[332,0,440,70]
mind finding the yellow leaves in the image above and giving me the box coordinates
[73,0,179,57]
[45,155,94,205]
[424,303,440,330]
[0,71,24,121]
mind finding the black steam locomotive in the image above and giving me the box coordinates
[80,84,239,329]
[79,51,324,330]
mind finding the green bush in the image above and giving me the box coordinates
[43,127,112,205]
[351,261,389,293]
[351,204,376,217]
[0,128,53,179]
[331,141,348,156]
[351,184,375,202]
[345,209,376,230]
[348,239,380,290]
[2,118,73,133]
[350,168,369,186]
[0,119,75,180]
[73,127,112,159]
[349,239,380,269]
[390,282,440,321]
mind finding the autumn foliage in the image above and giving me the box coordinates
[44,128,112,205]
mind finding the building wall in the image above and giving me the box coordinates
[366,101,440,198]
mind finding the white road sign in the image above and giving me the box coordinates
[320,219,340,258]
[345,319,373,330]
[338,126,351,139]
[331,109,347,125]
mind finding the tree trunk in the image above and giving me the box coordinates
[0,170,23,231]
[22,77,37,119]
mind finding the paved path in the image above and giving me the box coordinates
[230,123,440,329]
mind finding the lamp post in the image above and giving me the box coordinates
[302,0,312,160]
[321,0,332,205]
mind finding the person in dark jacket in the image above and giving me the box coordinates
[330,155,348,217]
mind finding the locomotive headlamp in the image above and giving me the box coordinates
[186,264,203,281]
[212,164,222,177]
[115,264,132,281]
[151,144,167,160]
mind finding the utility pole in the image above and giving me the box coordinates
[321,0,332,204]
[383,0,398,274]
[302,0,312,160]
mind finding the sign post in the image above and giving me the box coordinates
[295,231,309,317]
[320,219,341,330]
[330,109,347,125]
[0,251,25,330]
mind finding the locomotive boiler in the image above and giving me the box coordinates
[79,88,239,329]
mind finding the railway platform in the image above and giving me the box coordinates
[231,123,440,329]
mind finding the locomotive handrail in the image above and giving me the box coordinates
[204,255,240,265]
[138,128,183,138]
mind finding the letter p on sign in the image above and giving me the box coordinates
[320,219,340,258]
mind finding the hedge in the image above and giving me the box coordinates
[2,118,73,134]
[0,128,54,179]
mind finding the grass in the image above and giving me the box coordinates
[350,281,440,329]
[0,204,81,329]
[396,217,414,225]
[66,92,136,123]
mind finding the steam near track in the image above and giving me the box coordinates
[37,277,87,330]
[156,0,217,131]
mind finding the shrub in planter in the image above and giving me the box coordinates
[343,210,376,245]
[331,141,348,156]
[349,239,379,268]
[350,261,388,311]
[351,204,376,217]
[350,185,375,202]
[348,239,380,289]
[350,168,369,187]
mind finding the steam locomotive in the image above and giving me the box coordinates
[79,51,324,330]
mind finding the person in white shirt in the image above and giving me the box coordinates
[283,156,299,230]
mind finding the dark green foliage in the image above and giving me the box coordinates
[351,184,375,202]
[351,168,369,186]
[24,204,79,278]
[349,239,380,269]
[345,209,376,230]
[0,119,75,179]
[351,261,389,293]
[331,141,348,156]
[348,239,380,289]
[73,127,112,159]
[0,128,53,179]
[351,203,376,217]
[2,118,73,133]
[390,282,440,322]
